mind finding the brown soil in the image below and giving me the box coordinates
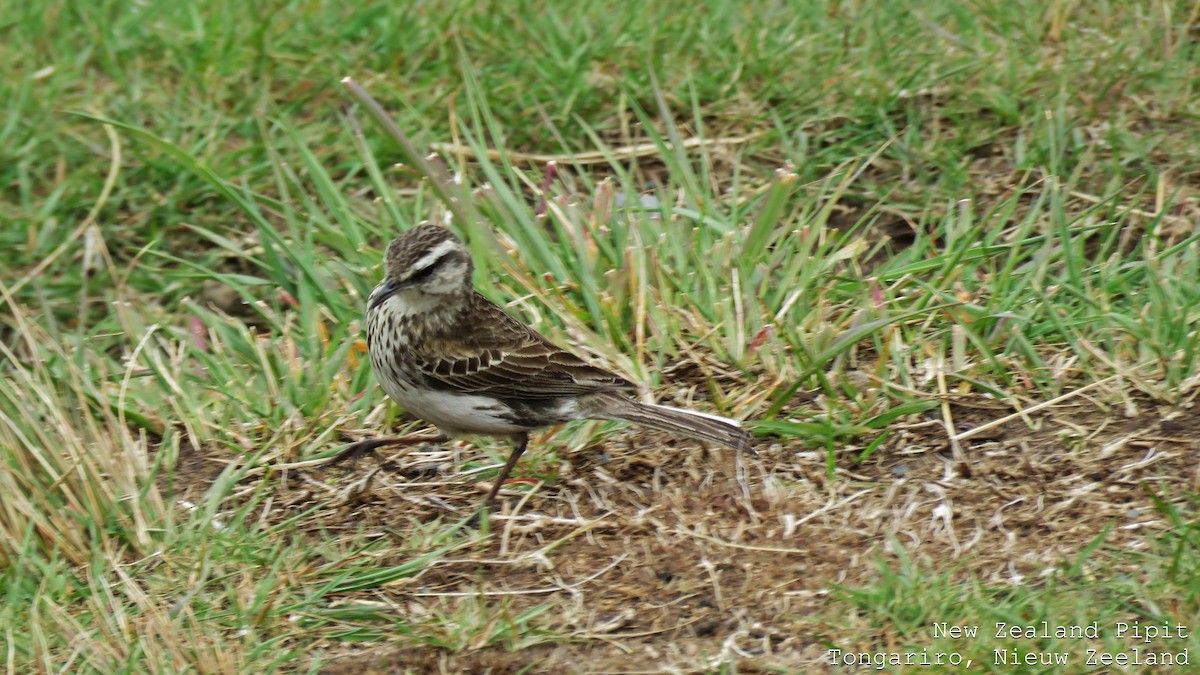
[174,388,1200,673]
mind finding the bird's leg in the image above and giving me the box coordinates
[481,432,530,512]
[325,432,449,467]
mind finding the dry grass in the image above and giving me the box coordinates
[5,1,1200,672]
[159,377,1196,672]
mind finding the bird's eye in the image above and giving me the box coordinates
[409,263,438,283]
[407,251,454,284]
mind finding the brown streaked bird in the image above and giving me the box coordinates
[342,223,751,514]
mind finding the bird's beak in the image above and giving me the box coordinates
[368,278,404,311]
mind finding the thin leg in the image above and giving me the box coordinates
[325,432,449,467]
[481,432,530,511]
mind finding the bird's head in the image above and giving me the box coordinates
[369,224,473,310]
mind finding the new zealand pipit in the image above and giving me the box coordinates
[343,224,750,513]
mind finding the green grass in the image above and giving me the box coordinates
[3,0,1200,671]
[825,496,1200,673]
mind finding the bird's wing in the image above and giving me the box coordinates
[411,294,635,400]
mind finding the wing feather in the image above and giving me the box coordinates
[411,293,635,399]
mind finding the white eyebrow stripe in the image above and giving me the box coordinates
[411,239,460,271]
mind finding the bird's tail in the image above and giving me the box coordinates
[584,393,751,452]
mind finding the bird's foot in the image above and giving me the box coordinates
[319,432,450,468]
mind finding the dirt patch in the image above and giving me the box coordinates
[171,389,1200,672]
[154,435,230,503]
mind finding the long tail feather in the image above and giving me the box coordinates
[584,393,751,451]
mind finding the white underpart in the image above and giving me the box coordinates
[378,375,533,435]
[559,398,580,417]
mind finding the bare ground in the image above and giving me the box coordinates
[170,385,1200,673]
